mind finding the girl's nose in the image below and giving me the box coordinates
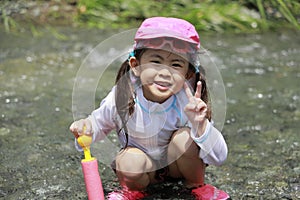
[158,68,171,78]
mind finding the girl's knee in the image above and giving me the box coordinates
[170,128,192,151]
[116,147,152,175]
[169,127,199,158]
[171,128,190,143]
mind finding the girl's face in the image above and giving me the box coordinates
[131,49,190,103]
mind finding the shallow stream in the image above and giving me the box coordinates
[0,27,299,199]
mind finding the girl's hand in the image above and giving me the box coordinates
[184,81,208,136]
[69,118,92,139]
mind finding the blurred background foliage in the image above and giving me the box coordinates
[76,0,300,32]
[0,0,299,33]
[77,0,300,32]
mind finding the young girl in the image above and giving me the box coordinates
[70,17,229,200]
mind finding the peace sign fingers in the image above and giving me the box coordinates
[184,81,207,135]
[194,81,202,99]
[184,81,202,102]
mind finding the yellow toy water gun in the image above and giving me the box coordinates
[77,134,104,200]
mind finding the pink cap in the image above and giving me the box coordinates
[135,17,200,49]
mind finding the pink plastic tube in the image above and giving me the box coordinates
[81,159,105,200]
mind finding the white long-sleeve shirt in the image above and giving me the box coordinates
[76,85,227,166]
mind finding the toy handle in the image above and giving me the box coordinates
[77,135,93,161]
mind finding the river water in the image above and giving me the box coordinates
[0,27,299,199]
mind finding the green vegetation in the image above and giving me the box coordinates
[1,0,299,33]
[76,0,300,32]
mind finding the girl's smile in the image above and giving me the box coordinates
[153,81,171,91]
[131,49,190,103]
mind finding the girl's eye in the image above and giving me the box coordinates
[151,60,161,64]
[172,63,183,68]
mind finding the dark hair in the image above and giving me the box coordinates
[115,49,211,147]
